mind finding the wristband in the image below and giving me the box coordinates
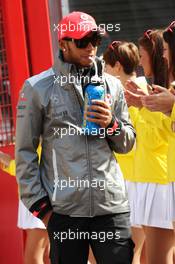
[106,115,121,136]
[29,196,52,219]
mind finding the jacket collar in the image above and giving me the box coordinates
[53,51,76,79]
[52,51,104,91]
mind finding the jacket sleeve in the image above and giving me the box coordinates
[106,86,136,153]
[15,80,52,219]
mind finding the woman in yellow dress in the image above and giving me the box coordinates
[103,41,147,264]
[104,31,174,264]
[141,21,175,230]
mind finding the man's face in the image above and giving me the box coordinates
[60,32,100,67]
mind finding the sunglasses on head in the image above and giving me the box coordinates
[144,29,153,40]
[64,33,102,49]
[109,40,122,51]
[167,21,175,33]
[108,40,122,60]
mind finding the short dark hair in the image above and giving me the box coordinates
[103,41,140,75]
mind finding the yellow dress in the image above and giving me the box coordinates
[167,104,175,182]
[134,108,169,183]
[139,105,175,182]
[115,77,169,184]
[115,106,138,180]
[117,107,169,183]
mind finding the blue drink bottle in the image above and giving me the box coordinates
[82,56,105,135]
[82,81,105,134]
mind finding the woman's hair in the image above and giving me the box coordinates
[138,29,168,87]
[103,41,140,75]
[163,21,175,81]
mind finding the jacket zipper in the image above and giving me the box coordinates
[85,135,93,216]
[72,84,93,216]
[52,148,59,202]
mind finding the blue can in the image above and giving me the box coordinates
[82,82,105,135]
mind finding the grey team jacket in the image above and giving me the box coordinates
[15,56,136,219]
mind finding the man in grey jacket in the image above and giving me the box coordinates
[16,11,135,264]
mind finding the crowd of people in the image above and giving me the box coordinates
[1,11,175,264]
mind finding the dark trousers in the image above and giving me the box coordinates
[47,212,134,264]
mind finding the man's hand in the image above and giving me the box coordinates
[141,85,175,114]
[85,100,112,128]
[42,210,53,228]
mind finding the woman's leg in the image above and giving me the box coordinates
[131,227,146,264]
[88,246,96,264]
[172,222,175,263]
[173,221,175,231]
[24,229,50,264]
[143,226,174,264]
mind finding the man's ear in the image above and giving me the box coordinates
[59,40,67,52]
